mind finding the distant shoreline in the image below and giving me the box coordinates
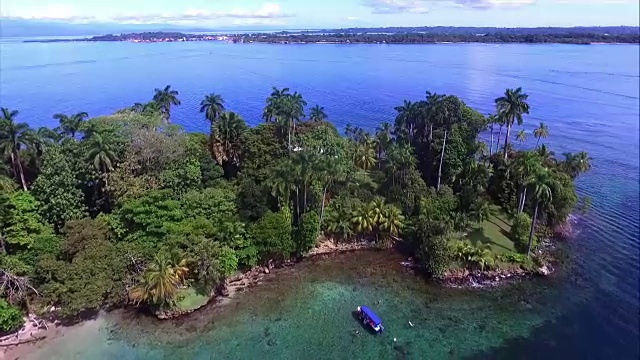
[23,29,640,45]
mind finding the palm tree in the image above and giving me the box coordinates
[533,122,549,148]
[353,142,376,171]
[129,253,189,306]
[86,133,117,187]
[380,205,405,239]
[351,203,376,236]
[536,144,556,166]
[375,122,393,165]
[263,87,290,123]
[0,108,30,190]
[212,112,248,179]
[153,85,181,122]
[526,167,555,255]
[53,112,88,139]
[200,93,226,159]
[495,87,530,160]
[470,244,495,271]
[327,210,354,241]
[562,151,592,179]
[267,159,296,211]
[436,114,451,191]
[471,200,491,224]
[317,158,344,233]
[25,126,59,160]
[516,129,528,144]
[309,105,327,122]
[200,93,225,123]
[512,152,540,213]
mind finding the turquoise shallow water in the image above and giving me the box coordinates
[28,251,563,360]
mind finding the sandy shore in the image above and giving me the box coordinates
[1,316,106,360]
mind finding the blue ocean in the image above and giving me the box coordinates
[1,39,638,359]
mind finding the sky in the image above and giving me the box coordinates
[1,0,638,29]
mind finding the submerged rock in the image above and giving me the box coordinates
[537,265,552,276]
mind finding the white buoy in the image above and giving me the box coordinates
[393,337,397,342]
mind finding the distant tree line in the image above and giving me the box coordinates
[236,32,639,45]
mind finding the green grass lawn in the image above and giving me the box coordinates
[462,205,516,254]
[173,286,210,312]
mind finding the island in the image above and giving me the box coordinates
[0,84,590,351]
[23,26,640,44]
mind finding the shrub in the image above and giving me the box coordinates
[418,236,450,276]
[511,213,533,253]
[250,209,293,261]
[295,211,320,255]
[0,299,23,335]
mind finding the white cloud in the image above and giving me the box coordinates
[363,0,633,14]
[365,0,431,14]
[1,3,294,24]
[347,16,361,20]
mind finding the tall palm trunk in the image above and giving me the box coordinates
[536,137,541,149]
[489,124,494,157]
[437,129,448,191]
[288,119,292,152]
[319,186,327,233]
[303,182,308,213]
[527,200,540,255]
[0,233,6,255]
[503,122,512,160]
[519,187,528,213]
[295,186,300,223]
[12,151,27,190]
[495,125,503,154]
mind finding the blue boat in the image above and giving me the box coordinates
[357,305,384,333]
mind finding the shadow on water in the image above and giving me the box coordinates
[463,304,640,360]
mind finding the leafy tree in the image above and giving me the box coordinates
[1,191,55,253]
[37,218,128,317]
[0,108,30,190]
[53,112,89,139]
[495,87,530,160]
[32,145,86,231]
[153,85,181,122]
[0,299,23,334]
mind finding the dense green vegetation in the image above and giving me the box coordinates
[237,30,639,45]
[0,85,590,328]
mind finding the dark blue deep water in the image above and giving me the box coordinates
[1,40,638,359]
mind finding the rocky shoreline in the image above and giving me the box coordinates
[155,239,373,320]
